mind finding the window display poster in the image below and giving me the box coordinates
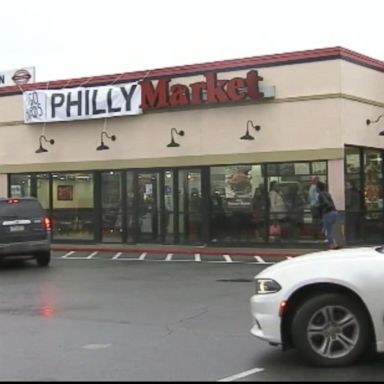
[225,166,253,209]
[57,185,73,201]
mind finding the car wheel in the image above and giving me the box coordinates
[35,251,51,267]
[291,293,371,367]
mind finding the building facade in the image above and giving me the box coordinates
[0,47,383,247]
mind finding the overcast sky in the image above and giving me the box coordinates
[2,0,383,82]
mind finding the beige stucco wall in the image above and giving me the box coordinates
[340,60,384,103]
[0,98,344,172]
[0,57,382,176]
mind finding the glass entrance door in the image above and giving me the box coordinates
[101,171,123,243]
[178,169,203,244]
[137,171,160,242]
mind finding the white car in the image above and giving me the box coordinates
[250,246,384,367]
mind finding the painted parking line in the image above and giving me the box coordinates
[87,251,98,259]
[217,367,264,382]
[167,254,196,262]
[82,343,111,350]
[112,252,123,260]
[246,261,275,265]
[111,252,143,261]
[62,251,75,258]
[206,260,241,264]
[254,255,267,263]
[61,251,98,260]
[54,250,285,264]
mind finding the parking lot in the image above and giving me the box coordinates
[52,249,292,264]
[0,253,383,381]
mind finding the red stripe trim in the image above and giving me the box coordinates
[1,46,383,96]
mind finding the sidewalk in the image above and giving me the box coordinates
[51,242,322,258]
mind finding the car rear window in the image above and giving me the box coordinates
[0,200,44,217]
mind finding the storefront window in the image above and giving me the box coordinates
[9,174,31,197]
[362,149,383,242]
[126,171,135,242]
[7,159,336,246]
[9,173,50,209]
[345,147,362,242]
[311,161,327,175]
[210,165,265,243]
[52,172,95,241]
[266,161,326,244]
[210,161,327,244]
[346,147,361,174]
[35,174,50,209]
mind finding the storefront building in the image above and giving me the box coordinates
[0,47,383,247]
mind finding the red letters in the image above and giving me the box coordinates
[246,70,264,99]
[141,70,265,110]
[169,84,190,107]
[189,81,207,105]
[141,79,170,109]
[205,73,229,103]
[227,77,247,101]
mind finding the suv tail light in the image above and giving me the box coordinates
[43,216,53,232]
[7,198,19,204]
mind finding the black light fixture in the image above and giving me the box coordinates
[96,131,116,151]
[167,128,185,147]
[35,134,55,153]
[240,120,261,140]
[366,113,384,136]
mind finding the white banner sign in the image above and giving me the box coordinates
[23,82,142,123]
[0,67,35,87]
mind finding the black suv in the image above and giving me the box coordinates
[0,197,52,267]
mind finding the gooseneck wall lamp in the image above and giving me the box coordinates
[35,134,55,153]
[240,120,261,140]
[167,128,185,147]
[96,131,116,151]
[366,113,384,136]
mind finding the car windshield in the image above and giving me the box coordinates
[0,200,43,217]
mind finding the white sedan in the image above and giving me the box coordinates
[250,246,384,367]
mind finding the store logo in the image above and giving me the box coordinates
[12,69,32,85]
[24,91,45,122]
[141,70,271,110]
